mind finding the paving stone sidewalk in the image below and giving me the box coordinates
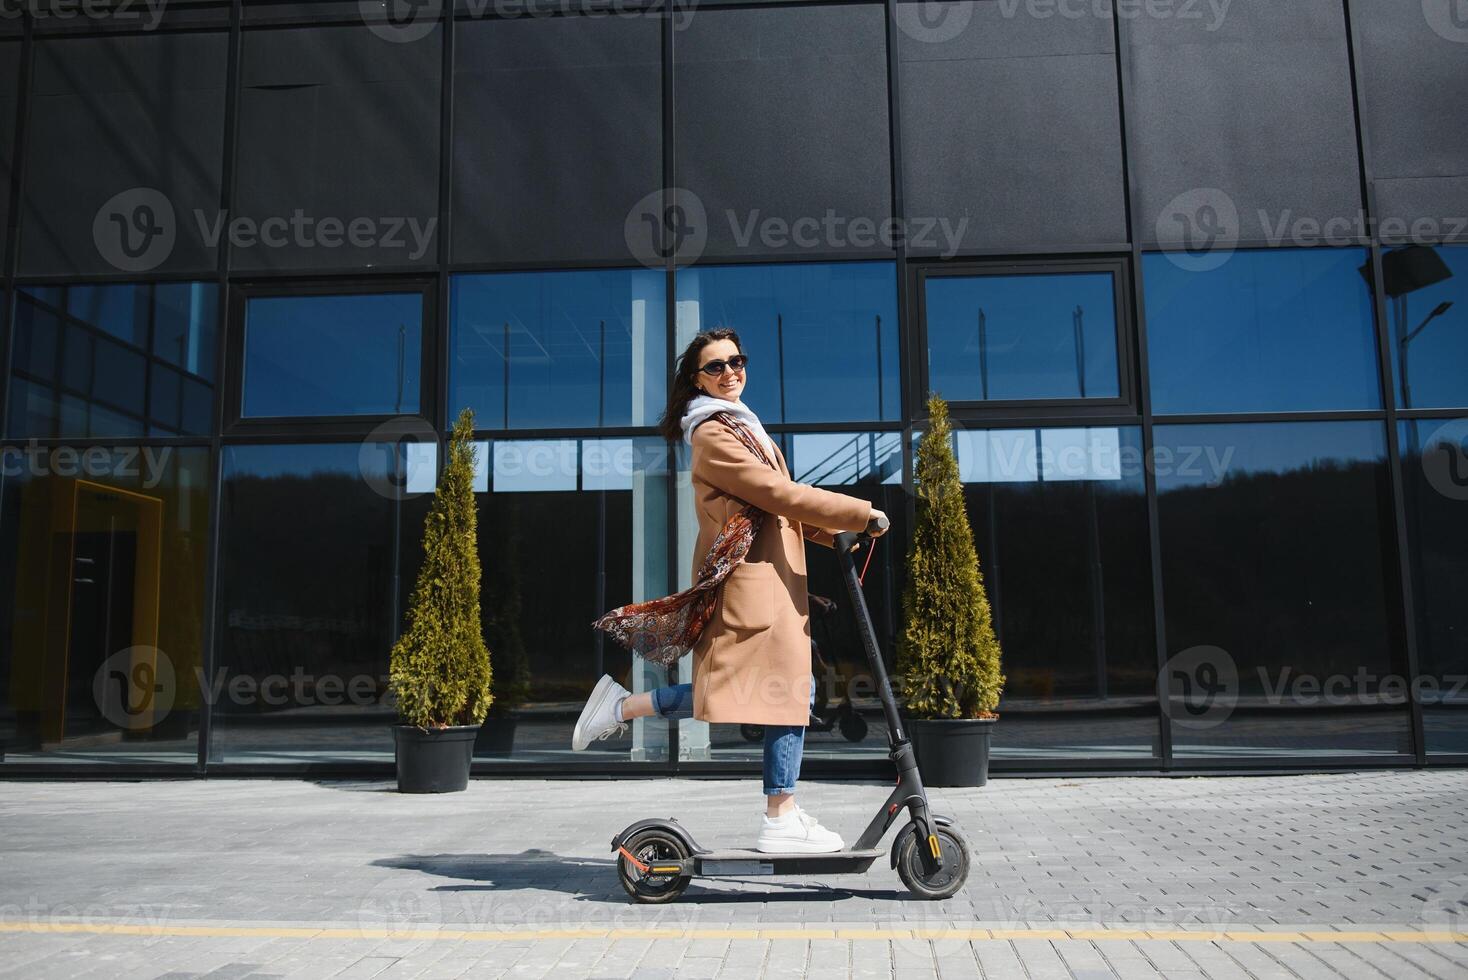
[3,770,1468,978]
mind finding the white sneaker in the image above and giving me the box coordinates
[755,806,845,854]
[572,675,630,751]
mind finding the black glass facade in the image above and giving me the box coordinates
[0,1,1464,776]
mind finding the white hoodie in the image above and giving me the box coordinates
[679,393,777,461]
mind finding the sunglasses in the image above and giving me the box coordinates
[697,354,749,378]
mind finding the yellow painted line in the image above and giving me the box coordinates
[1381,931,1468,942]
[837,928,913,940]
[689,928,760,939]
[2,921,1467,944]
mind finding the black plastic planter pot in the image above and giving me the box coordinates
[393,724,478,793]
[908,717,997,787]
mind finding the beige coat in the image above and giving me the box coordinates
[688,421,874,726]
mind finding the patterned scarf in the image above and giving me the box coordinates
[591,412,775,668]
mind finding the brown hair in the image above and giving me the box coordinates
[657,327,743,445]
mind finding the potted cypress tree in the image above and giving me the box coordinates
[390,407,493,793]
[896,393,1005,787]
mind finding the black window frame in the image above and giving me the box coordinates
[223,277,439,437]
[909,256,1136,420]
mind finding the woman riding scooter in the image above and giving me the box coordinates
[572,327,888,854]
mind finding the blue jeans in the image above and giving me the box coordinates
[650,682,809,796]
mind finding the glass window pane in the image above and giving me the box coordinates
[674,262,899,424]
[951,426,1158,760]
[1155,421,1410,758]
[0,445,212,765]
[790,432,902,486]
[476,436,672,763]
[1400,417,1468,754]
[1383,244,1468,411]
[492,439,579,493]
[1144,248,1381,414]
[66,284,146,345]
[153,282,218,382]
[241,292,422,418]
[925,271,1120,402]
[449,269,665,430]
[213,442,425,763]
[7,283,219,439]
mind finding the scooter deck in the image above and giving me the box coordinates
[694,848,884,876]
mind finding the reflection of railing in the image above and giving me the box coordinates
[12,288,214,437]
[799,433,901,487]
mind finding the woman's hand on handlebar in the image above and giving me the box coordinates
[866,508,890,537]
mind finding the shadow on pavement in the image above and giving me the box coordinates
[373,850,906,903]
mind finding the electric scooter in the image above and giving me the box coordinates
[610,522,972,902]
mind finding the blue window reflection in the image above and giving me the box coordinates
[449,269,666,430]
[1144,248,1380,414]
[789,432,903,486]
[241,292,422,418]
[925,271,1120,403]
[1381,245,1468,410]
[954,426,1129,484]
[674,262,899,423]
[485,437,669,493]
[8,283,218,438]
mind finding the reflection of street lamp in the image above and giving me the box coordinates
[390,322,407,654]
[595,319,606,679]
[1360,246,1455,691]
[1359,245,1455,415]
[1072,305,1086,399]
[1401,302,1455,411]
[976,308,989,400]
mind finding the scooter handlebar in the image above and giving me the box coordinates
[833,513,888,555]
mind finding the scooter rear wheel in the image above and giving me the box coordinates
[895,824,970,900]
[617,828,692,904]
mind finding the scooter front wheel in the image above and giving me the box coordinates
[617,828,692,904]
[895,824,970,900]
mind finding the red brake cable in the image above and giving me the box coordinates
[858,535,877,586]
